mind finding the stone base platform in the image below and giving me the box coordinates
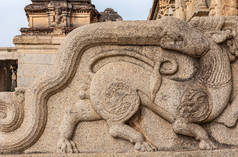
[2,149,238,157]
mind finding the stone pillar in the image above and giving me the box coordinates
[10,66,17,92]
[174,0,186,20]
[0,63,5,92]
[0,62,12,92]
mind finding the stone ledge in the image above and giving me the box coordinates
[2,149,238,157]
[13,35,65,45]
[0,47,17,52]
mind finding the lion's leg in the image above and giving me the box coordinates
[108,122,157,152]
[172,118,216,150]
[137,90,175,123]
[57,99,102,153]
[216,95,238,128]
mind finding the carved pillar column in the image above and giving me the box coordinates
[66,3,72,27]
[3,63,9,91]
[0,62,12,92]
[174,0,186,20]
[0,62,4,92]
[10,65,17,92]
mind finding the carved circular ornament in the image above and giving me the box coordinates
[177,84,212,122]
[100,82,140,122]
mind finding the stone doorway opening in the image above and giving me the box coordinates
[0,60,18,92]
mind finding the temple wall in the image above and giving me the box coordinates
[29,14,49,28]
[17,52,56,88]
[0,44,58,89]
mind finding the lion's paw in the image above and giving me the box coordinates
[199,139,216,150]
[57,138,79,153]
[134,141,157,152]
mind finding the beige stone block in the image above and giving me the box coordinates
[0,50,18,60]
[14,36,62,45]
[71,13,91,27]
[19,53,56,65]
[30,14,49,28]
[17,64,52,87]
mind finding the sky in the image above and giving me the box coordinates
[0,0,153,47]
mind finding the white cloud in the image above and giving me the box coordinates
[0,0,152,47]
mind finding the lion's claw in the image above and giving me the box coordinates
[134,141,158,152]
[57,138,79,153]
[199,139,216,150]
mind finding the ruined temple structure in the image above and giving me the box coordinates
[148,0,238,20]
[0,0,122,91]
[99,8,122,22]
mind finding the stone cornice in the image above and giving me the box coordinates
[19,27,76,36]
[25,3,98,13]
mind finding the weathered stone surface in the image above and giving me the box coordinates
[3,149,238,157]
[17,63,52,88]
[1,16,238,156]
